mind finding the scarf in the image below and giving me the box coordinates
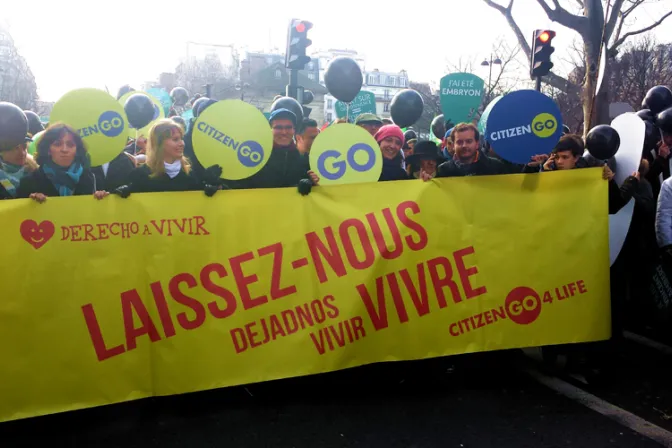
[0,161,26,198]
[452,150,479,169]
[42,161,84,197]
[164,160,182,179]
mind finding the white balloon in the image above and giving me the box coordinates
[609,113,645,265]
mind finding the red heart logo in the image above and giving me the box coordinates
[20,220,55,250]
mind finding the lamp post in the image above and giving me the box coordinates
[480,54,502,95]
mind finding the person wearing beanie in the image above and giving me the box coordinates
[237,108,313,189]
[0,135,38,199]
[354,113,383,137]
[442,128,454,159]
[374,125,409,182]
[406,141,445,179]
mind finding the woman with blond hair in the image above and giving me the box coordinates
[0,138,38,199]
[114,119,222,197]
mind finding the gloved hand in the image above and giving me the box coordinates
[204,184,219,197]
[298,178,313,196]
[113,185,132,198]
[203,165,223,184]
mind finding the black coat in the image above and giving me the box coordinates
[125,164,204,194]
[91,152,135,192]
[437,155,507,178]
[236,143,309,189]
[379,157,409,182]
[16,166,97,198]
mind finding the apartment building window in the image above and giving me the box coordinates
[307,73,315,80]
[327,99,333,108]
[384,89,390,100]
[274,69,282,79]
[368,74,376,85]
[384,103,390,112]
[326,113,333,122]
[400,77,407,87]
[390,76,396,86]
[379,75,386,85]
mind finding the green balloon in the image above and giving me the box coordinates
[28,130,45,156]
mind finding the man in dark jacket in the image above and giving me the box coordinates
[422,123,506,179]
[91,151,136,192]
[239,109,310,189]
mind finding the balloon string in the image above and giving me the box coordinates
[588,0,612,131]
[347,103,350,123]
[134,129,138,156]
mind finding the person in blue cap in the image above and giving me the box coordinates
[239,108,314,190]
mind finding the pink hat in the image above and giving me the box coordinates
[374,125,405,146]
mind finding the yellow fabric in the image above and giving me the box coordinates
[0,168,610,422]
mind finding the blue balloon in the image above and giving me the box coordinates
[486,90,563,165]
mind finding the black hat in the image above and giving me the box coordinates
[406,140,443,165]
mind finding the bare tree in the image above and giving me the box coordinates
[175,54,238,99]
[0,32,38,110]
[482,0,672,133]
[410,81,441,137]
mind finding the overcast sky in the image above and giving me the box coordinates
[2,0,672,101]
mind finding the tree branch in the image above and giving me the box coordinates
[613,8,672,48]
[535,0,589,33]
[604,0,626,42]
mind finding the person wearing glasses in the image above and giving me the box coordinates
[240,108,314,189]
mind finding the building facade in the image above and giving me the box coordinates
[0,23,37,109]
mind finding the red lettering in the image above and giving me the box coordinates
[323,295,339,319]
[427,257,462,306]
[399,263,430,317]
[151,219,166,235]
[366,208,403,260]
[306,227,347,283]
[82,303,125,361]
[453,246,487,299]
[396,201,428,251]
[110,223,120,236]
[351,316,366,339]
[230,251,267,310]
[200,263,237,319]
[169,273,206,331]
[386,273,409,324]
[356,276,388,330]
[339,218,375,270]
[121,289,161,350]
[230,328,248,353]
[61,226,70,241]
[82,224,97,241]
[577,280,587,294]
[449,323,460,336]
[96,223,109,240]
[484,311,493,325]
[269,315,286,339]
[150,281,176,338]
[194,216,210,235]
[258,243,297,300]
[71,225,82,242]
[281,310,299,334]
[245,322,262,348]
[310,299,327,323]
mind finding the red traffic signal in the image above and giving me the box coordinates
[536,30,555,43]
[296,22,306,33]
[530,29,556,79]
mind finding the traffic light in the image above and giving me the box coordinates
[530,29,556,78]
[286,19,313,70]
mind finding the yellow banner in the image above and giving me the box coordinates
[0,169,610,422]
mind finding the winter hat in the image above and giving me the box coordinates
[406,141,443,165]
[195,99,217,118]
[374,125,405,146]
[355,113,383,125]
[269,108,297,127]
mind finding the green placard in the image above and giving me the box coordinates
[335,91,376,121]
[440,73,485,125]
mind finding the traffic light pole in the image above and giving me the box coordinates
[535,77,542,92]
[286,69,299,100]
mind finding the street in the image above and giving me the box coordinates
[2,334,671,448]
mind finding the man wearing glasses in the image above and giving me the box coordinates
[240,108,313,189]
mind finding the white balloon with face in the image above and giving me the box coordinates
[609,113,645,266]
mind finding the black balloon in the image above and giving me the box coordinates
[324,57,363,103]
[643,120,660,151]
[431,115,446,140]
[124,94,155,129]
[642,86,672,115]
[170,87,190,107]
[586,125,620,160]
[562,125,570,135]
[117,85,135,100]
[270,96,303,123]
[192,97,210,117]
[656,107,672,135]
[0,102,28,151]
[23,110,44,135]
[636,109,655,122]
[390,90,424,129]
